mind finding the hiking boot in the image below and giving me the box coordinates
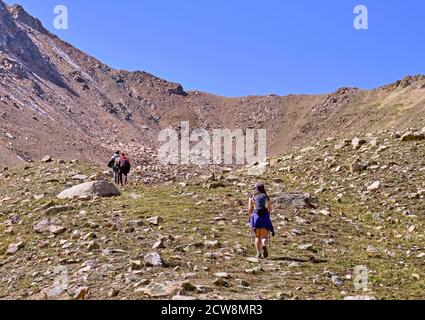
[262,246,269,259]
[255,253,262,259]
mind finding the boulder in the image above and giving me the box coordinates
[213,278,229,287]
[49,225,66,235]
[57,181,120,199]
[108,289,120,298]
[246,162,269,176]
[275,193,312,208]
[147,216,163,226]
[207,182,226,189]
[152,239,165,249]
[204,240,221,248]
[41,155,53,163]
[298,244,314,251]
[331,276,344,287]
[400,132,425,142]
[7,242,24,255]
[335,140,351,150]
[352,138,367,150]
[144,252,165,267]
[225,174,239,182]
[33,219,66,235]
[141,282,178,298]
[72,174,89,181]
[350,162,368,173]
[367,181,381,192]
[73,287,90,300]
[367,245,381,256]
[33,219,51,233]
[130,260,143,271]
[44,205,75,215]
[214,272,230,279]
[181,282,198,292]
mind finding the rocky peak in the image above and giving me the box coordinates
[378,74,425,91]
[0,1,21,50]
[7,4,48,34]
[0,2,70,90]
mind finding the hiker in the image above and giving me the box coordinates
[108,151,121,184]
[118,152,131,186]
[248,182,275,258]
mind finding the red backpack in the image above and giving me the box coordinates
[120,157,131,173]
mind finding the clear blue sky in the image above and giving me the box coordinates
[5,0,425,97]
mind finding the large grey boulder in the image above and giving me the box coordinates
[57,180,120,199]
[275,192,312,208]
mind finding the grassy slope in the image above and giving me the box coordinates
[0,130,424,300]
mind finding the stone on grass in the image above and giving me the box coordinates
[7,242,24,255]
[141,282,178,298]
[275,193,312,208]
[367,181,381,192]
[57,181,120,199]
[147,216,164,226]
[144,252,165,267]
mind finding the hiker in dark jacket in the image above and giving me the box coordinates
[118,153,131,186]
[248,183,275,258]
[110,151,121,184]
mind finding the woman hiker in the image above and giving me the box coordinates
[248,182,275,258]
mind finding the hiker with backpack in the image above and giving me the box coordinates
[248,182,275,258]
[118,153,131,186]
[108,151,121,184]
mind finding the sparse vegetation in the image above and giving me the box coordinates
[1,128,424,300]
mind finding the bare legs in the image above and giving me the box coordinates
[255,236,269,258]
[255,237,262,258]
[262,237,269,258]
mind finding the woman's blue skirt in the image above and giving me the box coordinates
[249,212,275,235]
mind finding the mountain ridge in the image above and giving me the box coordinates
[1,1,425,167]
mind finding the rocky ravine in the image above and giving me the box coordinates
[1,1,425,168]
[0,128,423,300]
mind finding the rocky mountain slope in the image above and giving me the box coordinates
[0,2,424,300]
[0,128,424,300]
[1,1,425,167]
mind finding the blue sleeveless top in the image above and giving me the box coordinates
[252,193,269,215]
[249,193,275,234]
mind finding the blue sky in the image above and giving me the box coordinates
[5,0,425,97]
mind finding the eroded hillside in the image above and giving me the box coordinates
[1,1,425,168]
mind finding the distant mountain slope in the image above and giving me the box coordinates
[1,0,424,166]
